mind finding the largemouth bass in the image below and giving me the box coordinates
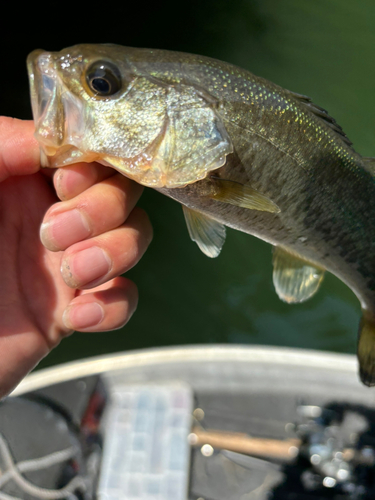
[27,44,375,386]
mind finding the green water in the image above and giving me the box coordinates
[34,0,374,368]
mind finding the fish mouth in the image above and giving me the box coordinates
[27,49,91,168]
[27,50,65,150]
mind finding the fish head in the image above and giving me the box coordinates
[27,44,233,188]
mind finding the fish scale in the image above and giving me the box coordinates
[27,44,375,386]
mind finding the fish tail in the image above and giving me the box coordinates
[357,311,375,386]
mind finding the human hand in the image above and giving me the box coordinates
[0,117,153,398]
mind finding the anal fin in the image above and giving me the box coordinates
[183,206,226,258]
[357,313,375,386]
[210,178,280,213]
[272,246,325,303]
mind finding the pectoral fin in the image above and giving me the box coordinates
[357,313,375,386]
[272,246,325,303]
[183,206,226,258]
[210,178,280,213]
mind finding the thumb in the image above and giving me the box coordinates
[0,117,40,182]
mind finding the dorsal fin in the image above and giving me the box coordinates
[287,90,353,147]
[362,157,375,176]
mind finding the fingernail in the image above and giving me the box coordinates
[63,302,104,330]
[61,246,112,287]
[40,209,91,251]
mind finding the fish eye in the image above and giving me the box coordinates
[86,61,121,97]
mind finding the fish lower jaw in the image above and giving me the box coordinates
[39,146,99,169]
[40,149,54,168]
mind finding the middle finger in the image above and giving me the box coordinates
[41,173,144,251]
[60,208,152,289]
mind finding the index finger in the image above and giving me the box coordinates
[0,117,40,182]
